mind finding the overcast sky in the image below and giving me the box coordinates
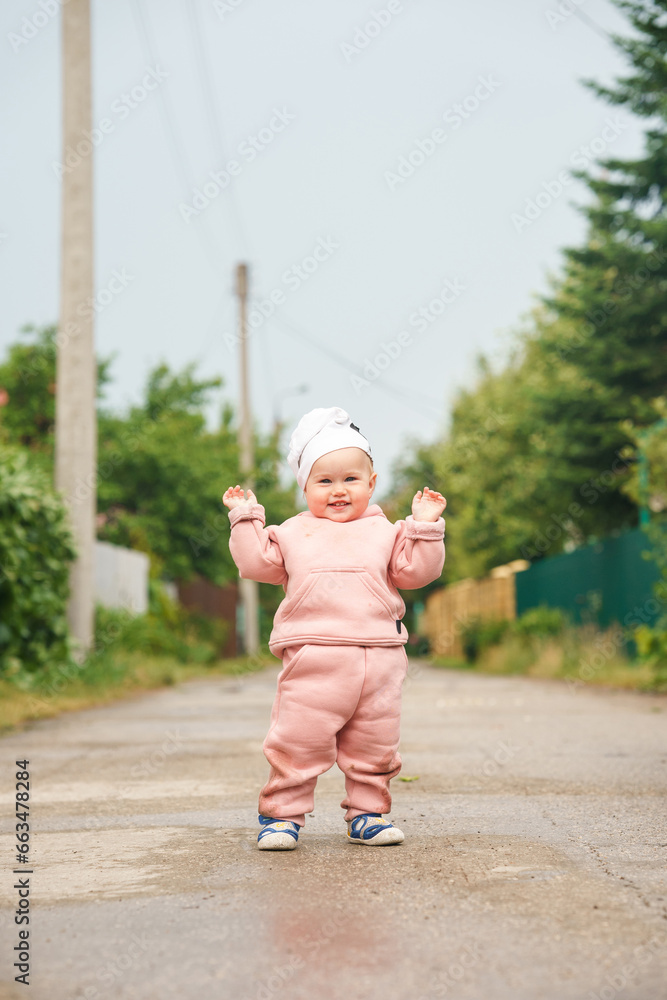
[1,0,645,500]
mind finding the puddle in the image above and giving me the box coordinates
[0,828,190,902]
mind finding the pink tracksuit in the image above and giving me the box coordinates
[228,501,445,826]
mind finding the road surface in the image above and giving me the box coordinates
[1,660,666,999]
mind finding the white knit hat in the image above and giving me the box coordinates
[287,406,372,490]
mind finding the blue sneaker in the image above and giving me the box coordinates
[257,814,300,850]
[347,813,404,846]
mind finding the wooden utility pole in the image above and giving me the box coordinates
[55,0,96,657]
[235,263,259,655]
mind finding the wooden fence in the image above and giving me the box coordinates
[176,577,237,657]
[420,560,529,658]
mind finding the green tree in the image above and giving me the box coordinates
[529,0,667,524]
[388,0,667,580]
[0,326,296,587]
[619,399,667,516]
[388,347,581,581]
[0,323,112,476]
[96,362,296,585]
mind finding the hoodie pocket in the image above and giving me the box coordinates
[278,567,397,626]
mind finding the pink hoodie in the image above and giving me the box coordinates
[228,502,445,655]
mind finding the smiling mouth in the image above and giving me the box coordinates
[329,502,349,508]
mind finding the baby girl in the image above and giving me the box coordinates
[223,406,445,850]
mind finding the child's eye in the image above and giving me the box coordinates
[345,477,356,482]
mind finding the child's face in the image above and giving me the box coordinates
[303,448,377,522]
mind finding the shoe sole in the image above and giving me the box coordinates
[347,829,404,846]
[257,832,298,850]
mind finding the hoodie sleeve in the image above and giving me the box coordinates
[228,504,288,586]
[388,514,445,590]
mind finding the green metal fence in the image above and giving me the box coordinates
[515,528,662,631]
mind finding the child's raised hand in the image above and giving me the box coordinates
[412,486,446,522]
[222,485,259,509]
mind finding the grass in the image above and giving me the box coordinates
[3,623,663,736]
[429,624,662,692]
[0,648,275,734]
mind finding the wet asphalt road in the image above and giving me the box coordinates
[0,659,666,1000]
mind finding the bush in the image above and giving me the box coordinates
[461,617,510,662]
[93,594,229,665]
[460,607,570,664]
[632,624,667,691]
[0,449,76,676]
[511,605,569,638]
[628,521,667,690]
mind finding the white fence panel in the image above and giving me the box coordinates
[95,541,149,615]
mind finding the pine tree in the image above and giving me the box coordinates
[388,0,667,578]
[533,0,667,527]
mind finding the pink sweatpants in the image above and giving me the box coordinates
[259,643,409,827]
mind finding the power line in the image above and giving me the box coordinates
[180,0,258,371]
[182,0,251,258]
[130,0,223,274]
[257,321,276,422]
[131,3,444,432]
[573,7,613,43]
[132,0,254,415]
[268,309,444,422]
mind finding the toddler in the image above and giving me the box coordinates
[222,406,446,850]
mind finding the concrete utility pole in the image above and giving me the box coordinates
[235,263,259,655]
[55,0,96,656]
